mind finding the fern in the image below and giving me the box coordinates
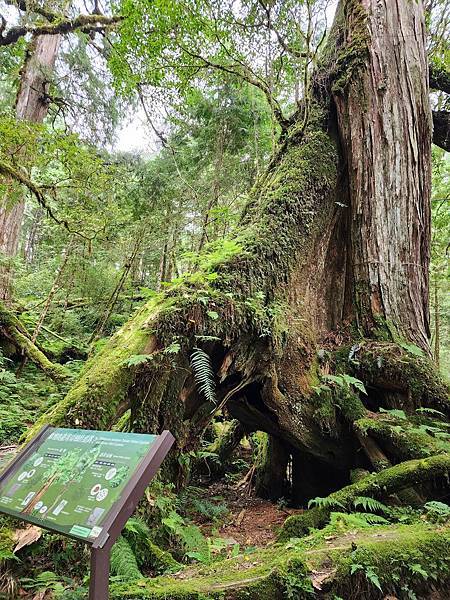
[330,511,388,528]
[110,535,143,581]
[357,513,389,524]
[190,347,216,404]
[379,407,407,420]
[353,496,390,514]
[307,496,346,510]
[416,407,446,418]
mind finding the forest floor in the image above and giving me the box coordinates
[196,480,303,547]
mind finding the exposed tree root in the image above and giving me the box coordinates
[280,454,450,539]
[108,522,450,599]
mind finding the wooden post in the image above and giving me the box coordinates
[89,547,110,600]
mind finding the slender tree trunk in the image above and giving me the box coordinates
[23,207,44,265]
[17,237,74,375]
[434,277,440,367]
[0,33,62,302]
[90,239,141,343]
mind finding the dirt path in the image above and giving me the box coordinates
[197,481,303,547]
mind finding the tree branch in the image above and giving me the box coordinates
[179,44,289,129]
[0,160,92,240]
[432,109,450,151]
[5,0,60,23]
[0,13,122,47]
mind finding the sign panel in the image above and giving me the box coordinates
[0,427,158,543]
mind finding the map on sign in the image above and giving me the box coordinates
[0,428,157,542]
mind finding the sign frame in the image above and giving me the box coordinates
[0,425,174,599]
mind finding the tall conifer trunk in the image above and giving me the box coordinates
[0,33,61,301]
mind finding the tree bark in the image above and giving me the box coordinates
[333,0,432,350]
[0,33,61,301]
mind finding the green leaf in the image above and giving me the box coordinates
[190,347,216,404]
[365,567,382,591]
[379,407,407,420]
[307,496,345,510]
[164,342,181,354]
[353,496,390,514]
[206,310,219,320]
[123,354,152,367]
[410,563,428,579]
[399,342,424,357]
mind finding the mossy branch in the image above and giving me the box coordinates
[0,14,122,47]
[0,161,93,241]
[0,302,68,382]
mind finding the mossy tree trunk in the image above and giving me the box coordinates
[35,0,448,503]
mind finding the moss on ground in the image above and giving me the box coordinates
[108,522,450,599]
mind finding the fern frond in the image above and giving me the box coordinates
[330,511,388,528]
[355,512,389,524]
[308,496,346,510]
[353,496,390,514]
[110,535,142,581]
[190,347,216,404]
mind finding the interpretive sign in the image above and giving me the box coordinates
[0,425,174,599]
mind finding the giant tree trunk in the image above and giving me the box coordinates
[33,0,448,502]
[0,33,61,302]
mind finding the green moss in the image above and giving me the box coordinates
[330,524,450,599]
[315,0,369,95]
[108,522,450,599]
[332,2,369,94]
[355,416,449,461]
[280,453,450,539]
[0,522,15,563]
[0,301,68,382]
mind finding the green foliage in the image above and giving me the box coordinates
[353,496,390,514]
[424,501,450,523]
[316,373,367,395]
[0,351,66,444]
[190,347,217,405]
[350,561,383,592]
[307,496,345,510]
[124,354,153,367]
[20,570,71,594]
[110,535,143,581]
[379,407,407,420]
[398,341,425,357]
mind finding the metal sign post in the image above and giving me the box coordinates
[89,546,110,599]
[0,426,174,600]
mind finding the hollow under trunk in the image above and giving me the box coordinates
[32,0,448,505]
